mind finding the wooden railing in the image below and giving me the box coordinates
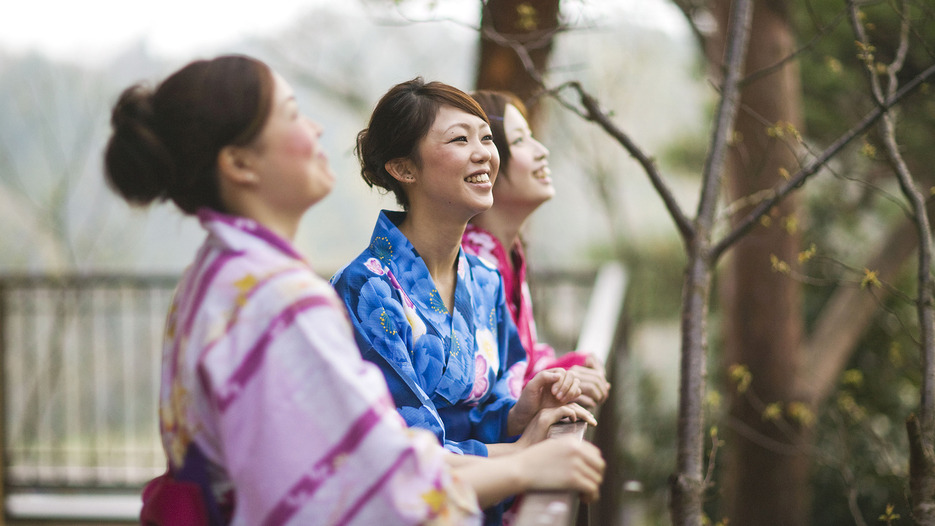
[513,262,629,526]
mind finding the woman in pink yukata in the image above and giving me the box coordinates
[103,56,603,526]
[463,91,610,408]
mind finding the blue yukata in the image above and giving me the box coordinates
[331,211,529,458]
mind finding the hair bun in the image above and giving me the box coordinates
[104,84,175,205]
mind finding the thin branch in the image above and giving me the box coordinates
[669,0,709,53]
[702,426,720,488]
[806,253,915,307]
[695,0,755,239]
[479,24,546,87]
[718,188,776,221]
[724,414,803,456]
[740,8,849,87]
[850,0,935,447]
[554,81,695,241]
[723,92,914,219]
[709,60,935,262]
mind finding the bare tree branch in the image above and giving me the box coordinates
[552,81,695,242]
[668,0,709,52]
[739,8,848,87]
[849,0,935,455]
[695,0,753,240]
[709,60,935,262]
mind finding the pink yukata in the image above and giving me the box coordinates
[157,208,480,526]
[462,224,589,384]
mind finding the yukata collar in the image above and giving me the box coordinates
[197,207,307,263]
[368,210,478,405]
[464,223,527,288]
[368,210,473,316]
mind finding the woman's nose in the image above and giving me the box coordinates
[533,138,549,160]
[473,142,492,162]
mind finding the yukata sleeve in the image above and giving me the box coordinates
[198,284,480,525]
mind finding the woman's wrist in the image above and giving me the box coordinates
[506,405,530,437]
[485,441,522,457]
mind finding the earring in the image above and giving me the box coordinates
[246,173,259,184]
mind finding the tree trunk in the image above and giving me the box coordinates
[475,0,560,126]
[710,1,810,525]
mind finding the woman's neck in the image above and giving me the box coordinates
[224,191,302,243]
[470,205,530,255]
[397,207,464,280]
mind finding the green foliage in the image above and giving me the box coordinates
[810,296,919,526]
[796,142,921,526]
[796,0,935,180]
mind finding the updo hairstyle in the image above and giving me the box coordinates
[470,90,528,180]
[356,78,490,210]
[104,55,274,214]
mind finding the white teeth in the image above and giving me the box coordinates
[465,172,490,184]
[533,166,551,179]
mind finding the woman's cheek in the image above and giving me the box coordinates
[284,126,315,158]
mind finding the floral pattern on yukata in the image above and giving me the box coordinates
[332,210,529,457]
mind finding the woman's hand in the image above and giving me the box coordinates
[515,404,596,448]
[570,360,611,408]
[448,434,606,507]
[508,368,581,436]
[515,436,605,503]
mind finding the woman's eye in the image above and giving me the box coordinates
[511,137,523,145]
[451,136,468,143]
[483,134,494,141]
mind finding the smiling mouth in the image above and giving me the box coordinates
[465,172,490,184]
[532,166,551,179]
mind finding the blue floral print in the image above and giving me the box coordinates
[331,211,528,458]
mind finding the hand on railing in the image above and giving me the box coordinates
[514,404,596,447]
[506,368,582,436]
[514,436,605,503]
[569,357,611,408]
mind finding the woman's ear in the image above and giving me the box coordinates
[217,146,259,186]
[385,158,416,184]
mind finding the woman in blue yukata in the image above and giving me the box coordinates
[331,79,598,521]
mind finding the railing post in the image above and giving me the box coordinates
[587,288,631,526]
[0,279,7,526]
[513,263,629,526]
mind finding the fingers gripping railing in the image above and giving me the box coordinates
[513,262,629,526]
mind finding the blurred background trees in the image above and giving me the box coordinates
[3,0,935,524]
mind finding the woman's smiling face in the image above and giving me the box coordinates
[406,104,500,220]
[492,103,554,209]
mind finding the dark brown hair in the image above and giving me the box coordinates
[470,90,528,179]
[356,78,490,210]
[104,55,274,214]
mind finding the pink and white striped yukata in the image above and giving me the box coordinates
[157,208,480,526]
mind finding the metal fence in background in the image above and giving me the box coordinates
[0,275,178,491]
